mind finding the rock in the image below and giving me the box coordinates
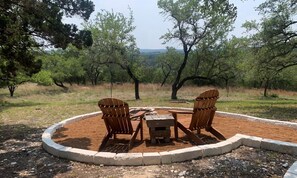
[178,171,186,176]
[261,168,268,172]
[282,163,289,168]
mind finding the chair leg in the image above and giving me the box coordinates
[128,123,141,150]
[140,120,143,141]
[207,126,226,140]
[177,122,204,145]
[129,132,137,150]
[99,132,112,151]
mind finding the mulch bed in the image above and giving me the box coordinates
[52,109,297,153]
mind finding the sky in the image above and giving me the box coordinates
[69,0,265,49]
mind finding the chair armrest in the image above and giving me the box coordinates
[130,111,146,119]
[168,110,193,115]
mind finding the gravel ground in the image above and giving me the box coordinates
[1,125,296,178]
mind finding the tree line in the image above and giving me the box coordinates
[1,0,296,99]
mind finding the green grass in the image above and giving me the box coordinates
[1,83,297,128]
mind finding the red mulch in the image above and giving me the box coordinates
[52,109,297,153]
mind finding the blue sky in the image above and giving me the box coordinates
[69,0,264,49]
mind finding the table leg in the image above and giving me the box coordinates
[151,138,156,144]
[172,113,178,140]
[165,137,170,143]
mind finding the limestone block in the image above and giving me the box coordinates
[214,140,233,154]
[239,134,263,148]
[143,152,161,165]
[114,153,143,166]
[43,123,62,136]
[93,152,116,165]
[286,161,297,176]
[228,134,243,149]
[261,139,297,155]
[201,144,222,157]
[283,172,297,178]
[170,146,203,162]
[56,146,73,159]
[159,151,172,164]
[42,137,65,157]
[66,148,97,163]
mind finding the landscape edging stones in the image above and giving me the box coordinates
[284,161,297,178]
[42,107,297,166]
[143,152,161,165]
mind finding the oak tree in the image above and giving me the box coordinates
[84,10,143,99]
[243,0,297,96]
[0,0,94,96]
[158,0,237,99]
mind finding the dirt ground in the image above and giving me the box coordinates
[52,109,297,153]
[2,109,297,177]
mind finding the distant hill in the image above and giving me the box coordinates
[140,49,167,54]
[140,49,182,54]
[140,49,166,66]
[140,49,182,66]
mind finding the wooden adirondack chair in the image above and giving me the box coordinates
[98,98,145,151]
[169,89,226,145]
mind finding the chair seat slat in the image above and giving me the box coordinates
[98,98,144,151]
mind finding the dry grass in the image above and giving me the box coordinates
[1,83,297,128]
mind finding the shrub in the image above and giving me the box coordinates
[31,70,53,86]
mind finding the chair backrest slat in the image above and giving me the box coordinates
[190,89,219,130]
[98,98,133,134]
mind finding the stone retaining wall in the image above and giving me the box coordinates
[42,107,297,167]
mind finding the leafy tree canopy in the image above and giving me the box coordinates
[158,0,237,99]
[0,0,94,89]
[243,0,296,96]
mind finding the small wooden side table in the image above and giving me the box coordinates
[145,114,175,144]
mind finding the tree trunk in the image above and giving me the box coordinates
[134,79,140,100]
[126,67,141,100]
[8,85,16,97]
[94,69,100,85]
[161,73,169,87]
[170,50,189,100]
[171,85,178,100]
[160,65,171,87]
[225,79,229,97]
[54,80,68,90]
[263,79,269,97]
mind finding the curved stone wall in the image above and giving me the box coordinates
[42,107,297,166]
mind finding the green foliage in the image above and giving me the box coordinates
[83,9,143,99]
[243,0,297,96]
[158,0,237,46]
[40,46,86,87]
[156,47,183,85]
[0,0,94,95]
[270,93,279,98]
[158,0,237,99]
[31,70,53,86]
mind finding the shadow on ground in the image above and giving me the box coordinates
[0,124,72,178]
